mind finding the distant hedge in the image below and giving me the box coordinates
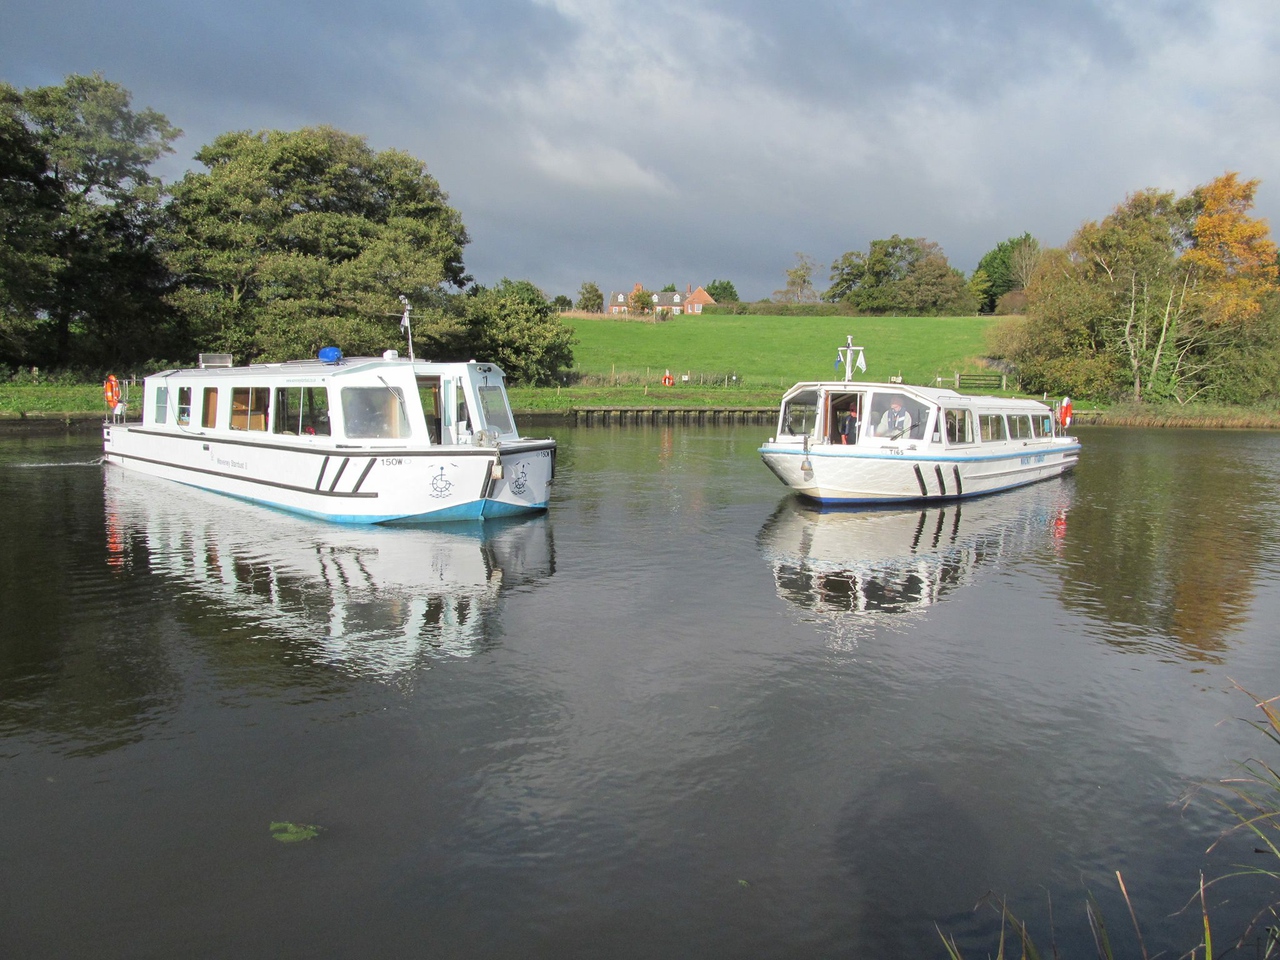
[702,302,862,317]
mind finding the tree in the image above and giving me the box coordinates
[629,286,655,315]
[1013,173,1280,403]
[462,279,575,385]
[705,279,738,302]
[21,73,179,205]
[1182,172,1279,326]
[161,126,470,362]
[551,294,572,311]
[660,282,676,292]
[2,74,182,368]
[825,236,974,314]
[966,269,992,312]
[975,233,1039,313]
[575,281,603,312]
[894,242,978,315]
[1009,236,1043,291]
[0,84,61,365]
[773,253,819,303]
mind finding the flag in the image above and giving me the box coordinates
[855,350,866,373]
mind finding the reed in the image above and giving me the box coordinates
[940,687,1280,959]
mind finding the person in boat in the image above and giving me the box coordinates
[876,396,912,438]
[840,406,859,444]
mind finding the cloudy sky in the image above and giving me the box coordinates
[5,0,1278,301]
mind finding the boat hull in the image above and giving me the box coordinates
[103,424,554,524]
[758,440,1080,504]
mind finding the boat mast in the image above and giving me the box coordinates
[839,336,865,382]
[396,295,417,363]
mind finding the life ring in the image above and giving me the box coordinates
[1059,396,1073,429]
[661,373,674,386]
[104,375,122,408]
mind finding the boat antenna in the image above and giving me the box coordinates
[838,336,866,382]
[398,294,415,361]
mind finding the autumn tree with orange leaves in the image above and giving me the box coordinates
[1183,173,1279,326]
[1002,172,1280,403]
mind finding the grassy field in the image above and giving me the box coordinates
[9,314,1278,424]
[0,383,136,419]
[562,312,995,386]
[0,315,1001,417]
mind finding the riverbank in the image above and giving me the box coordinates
[5,384,1280,431]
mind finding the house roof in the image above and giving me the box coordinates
[605,283,718,309]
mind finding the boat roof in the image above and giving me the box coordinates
[146,356,504,382]
[781,379,1052,411]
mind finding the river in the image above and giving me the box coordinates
[3,423,1280,958]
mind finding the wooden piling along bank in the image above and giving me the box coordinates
[570,407,777,426]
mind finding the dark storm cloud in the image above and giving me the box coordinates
[711,0,1197,104]
[2,0,1276,299]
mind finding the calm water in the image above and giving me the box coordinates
[4,424,1280,958]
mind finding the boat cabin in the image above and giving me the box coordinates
[775,382,1062,450]
[141,355,519,448]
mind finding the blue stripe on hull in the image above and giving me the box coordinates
[128,471,547,525]
[802,471,1072,507]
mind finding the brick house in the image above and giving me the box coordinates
[606,283,717,316]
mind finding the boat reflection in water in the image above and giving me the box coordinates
[104,470,554,677]
[758,482,1071,634]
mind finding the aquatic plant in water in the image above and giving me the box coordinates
[270,821,321,843]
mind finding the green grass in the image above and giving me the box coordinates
[0,383,138,418]
[0,315,1000,416]
[564,312,996,387]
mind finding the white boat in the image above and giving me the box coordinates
[102,349,555,523]
[758,338,1080,504]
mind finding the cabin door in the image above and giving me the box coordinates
[416,376,442,444]
[826,392,863,444]
[442,378,474,445]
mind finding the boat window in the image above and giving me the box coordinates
[176,387,192,426]
[342,386,411,439]
[869,392,921,439]
[477,384,515,436]
[154,386,168,425]
[273,387,330,436]
[1007,414,1034,439]
[1032,414,1055,438]
[944,408,974,444]
[417,376,442,444]
[201,388,218,429]
[780,391,817,437]
[231,387,270,432]
[979,413,1007,442]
